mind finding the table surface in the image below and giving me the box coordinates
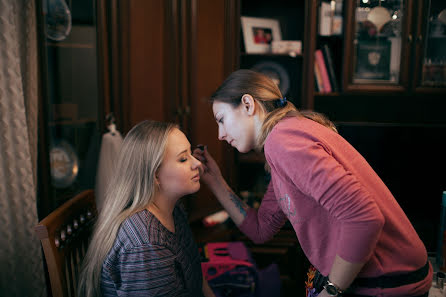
[430,256,443,297]
[430,281,443,297]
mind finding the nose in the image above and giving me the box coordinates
[191,155,201,169]
[218,125,226,141]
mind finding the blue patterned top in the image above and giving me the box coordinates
[101,204,203,296]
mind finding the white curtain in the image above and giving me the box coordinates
[0,0,46,296]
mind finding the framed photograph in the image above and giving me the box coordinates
[354,38,391,81]
[241,16,282,53]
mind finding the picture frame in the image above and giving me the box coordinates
[241,16,282,54]
[354,38,391,81]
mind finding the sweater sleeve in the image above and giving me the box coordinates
[266,134,385,263]
[238,182,287,244]
[108,244,188,296]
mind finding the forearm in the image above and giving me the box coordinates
[208,176,249,226]
[329,254,364,289]
[318,254,365,297]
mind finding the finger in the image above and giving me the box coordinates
[197,156,206,163]
[193,148,204,156]
[198,164,204,176]
[193,152,206,163]
[198,163,208,175]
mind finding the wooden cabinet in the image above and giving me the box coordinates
[105,0,235,221]
[36,0,111,218]
[339,0,446,93]
[306,0,446,97]
[342,0,412,92]
[412,0,446,91]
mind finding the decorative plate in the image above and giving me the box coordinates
[438,9,446,25]
[251,61,290,95]
[50,140,79,188]
[45,0,72,41]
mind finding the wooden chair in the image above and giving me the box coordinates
[35,190,98,297]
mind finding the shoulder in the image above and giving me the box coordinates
[116,210,174,251]
[104,211,175,267]
[265,116,313,151]
[264,116,339,162]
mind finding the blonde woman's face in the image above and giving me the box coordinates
[213,101,256,153]
[157,128,201,198]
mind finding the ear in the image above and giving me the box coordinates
[240,94,256,116]
[154,170,160,185]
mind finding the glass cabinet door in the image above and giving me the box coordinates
[343,0,410,90]
[416,0,446,89]
[39,0,104,212]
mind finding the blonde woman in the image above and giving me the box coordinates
[78,120,215,297]
[193,69,432,297]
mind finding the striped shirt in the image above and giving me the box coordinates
[101,204,204,296]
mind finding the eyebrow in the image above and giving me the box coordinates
[176,149,187,157]
[176,146,192,157]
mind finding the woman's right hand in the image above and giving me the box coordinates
[193,145,223,187]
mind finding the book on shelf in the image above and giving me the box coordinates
[314,58,324,92]
[321,44,339,92]
[315,49,332,93]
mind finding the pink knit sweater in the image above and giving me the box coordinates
[239,116,432,296]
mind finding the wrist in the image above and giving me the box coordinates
[323,278,345,297]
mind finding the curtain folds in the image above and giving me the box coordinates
[0,0,46,296]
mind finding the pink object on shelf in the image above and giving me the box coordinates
[315,49,332,93]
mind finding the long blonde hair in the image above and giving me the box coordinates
[77,120,177,297]
[211,69,338,150]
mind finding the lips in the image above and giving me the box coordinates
[192,173,200,181]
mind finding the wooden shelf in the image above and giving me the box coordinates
[240,53,303,58]
[314,92,341,96]
[46,42,95,49]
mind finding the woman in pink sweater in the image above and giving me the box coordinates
[193,69,432,297]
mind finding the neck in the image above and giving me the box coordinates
[253,110,266,147]
[149,192,178,216]
[147,193,178,232]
